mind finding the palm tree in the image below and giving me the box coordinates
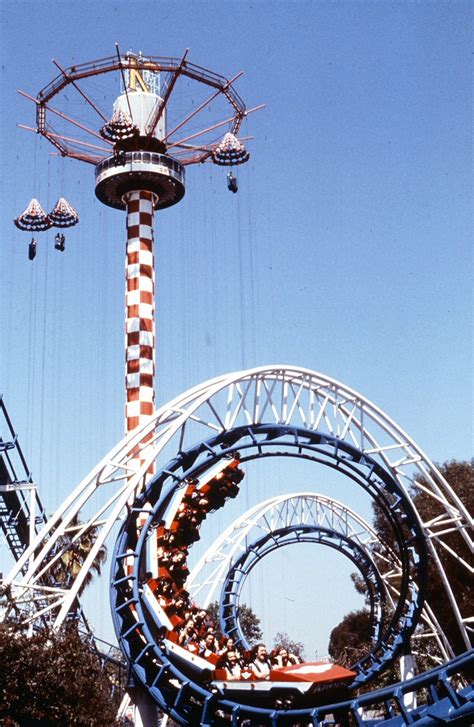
[48,513,107,599]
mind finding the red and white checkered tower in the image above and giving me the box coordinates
[26,49,259,478]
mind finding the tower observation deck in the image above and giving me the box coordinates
[95,151,185,211]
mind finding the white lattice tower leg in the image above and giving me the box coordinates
[124,190,156,477]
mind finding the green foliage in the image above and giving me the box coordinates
[0,623,120,726]
[273,631,305,660]
[207,601,263,645]
[236,603,264,644]
[328,609,372,667]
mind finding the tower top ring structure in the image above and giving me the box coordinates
[21,48,261,210]
[25,48,260,168]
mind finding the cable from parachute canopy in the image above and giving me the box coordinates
[53,158,66,501]
[37,154,52,492]
[25,139,41,462]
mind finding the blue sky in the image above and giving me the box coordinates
[0,1,472,655]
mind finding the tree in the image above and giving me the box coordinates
[207,601,263,645]
[0,622,120,726]
[328,609,372,668]
[272,631,305,660]
[328,609,401,690]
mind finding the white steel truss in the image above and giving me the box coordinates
[0,365,471,655]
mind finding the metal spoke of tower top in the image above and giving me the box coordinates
[52,59,109,123]
[169,146,222,164]
[52,150,101,165]
[171,143,220,155]
[171,136,254,165]
[167,104,264,150]
[114,43,134,123]
[18,125,111,154]
[161,71,244,144]
[18,90,113,146]
[145,48,190,140]
[50,140,102,163]
[172,136,253,153]
[41,106,113,145]
[166,114,244,150]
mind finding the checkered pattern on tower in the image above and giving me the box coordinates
[124,190,156,473]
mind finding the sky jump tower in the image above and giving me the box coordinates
[94,60,187,469]
[19,47,261,468]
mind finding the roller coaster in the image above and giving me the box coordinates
[3,39,472,727]
[2,366,473,725]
